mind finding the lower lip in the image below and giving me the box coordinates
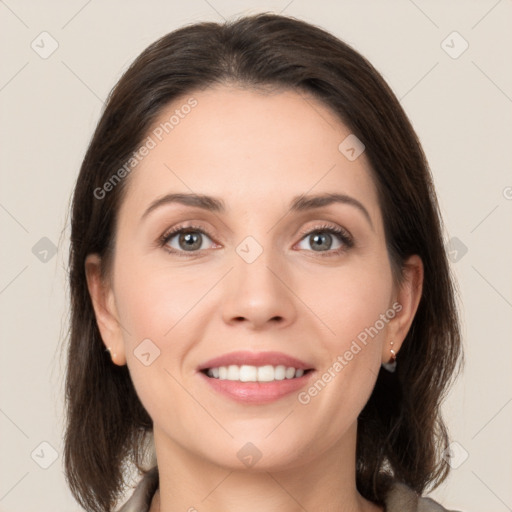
[198,371,315,404]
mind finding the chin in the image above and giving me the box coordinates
[194,433,317,473]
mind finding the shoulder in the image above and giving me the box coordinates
[384,481,464,512]
[115,466,159,512]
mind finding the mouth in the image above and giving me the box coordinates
[197,351,316,404]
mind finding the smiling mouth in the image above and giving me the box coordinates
[201,364,314,382]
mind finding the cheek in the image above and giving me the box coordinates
[306,258,394,349]
[303,261,393,414]
[112,261,201,422]
[113,256,204,343]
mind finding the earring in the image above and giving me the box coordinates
[382,340,397,373]
[105,346,116,364]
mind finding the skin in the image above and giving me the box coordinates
[86,85,423,512]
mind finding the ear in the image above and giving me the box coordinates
[84,253,127,366]
[382,254,424,363]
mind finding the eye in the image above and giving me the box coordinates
[158,222,354,258]
[296,224,354,256]
[159,224,217,256]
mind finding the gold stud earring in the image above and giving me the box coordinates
[105,346,116,364]
[389,340,396,362]
[382,340,397,373]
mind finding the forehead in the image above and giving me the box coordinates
[119,85,380,224]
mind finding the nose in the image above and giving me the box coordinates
[221,246,297,331]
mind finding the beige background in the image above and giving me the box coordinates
[1,1,511,511]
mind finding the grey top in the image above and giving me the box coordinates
[116,466,462,512]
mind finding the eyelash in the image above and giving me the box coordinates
[158,223,354,258]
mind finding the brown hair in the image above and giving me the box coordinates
[63,12,463,511]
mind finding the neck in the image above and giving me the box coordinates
[150,423,383,512]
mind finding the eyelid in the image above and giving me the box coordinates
[159,222,213,242]
[296,222,353,245]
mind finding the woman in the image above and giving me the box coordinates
[63,12,464,512]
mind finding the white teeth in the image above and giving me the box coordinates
[205,364,307,381]
[239,365,257,382]
[227,365,239,380]
[274,365,286,380]
[258,365,275,382]
[285,366,296,379]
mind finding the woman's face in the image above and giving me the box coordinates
[87,85,422,472]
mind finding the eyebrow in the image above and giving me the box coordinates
[141,192,373,229]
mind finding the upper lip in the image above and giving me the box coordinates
[198,351,314,371]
